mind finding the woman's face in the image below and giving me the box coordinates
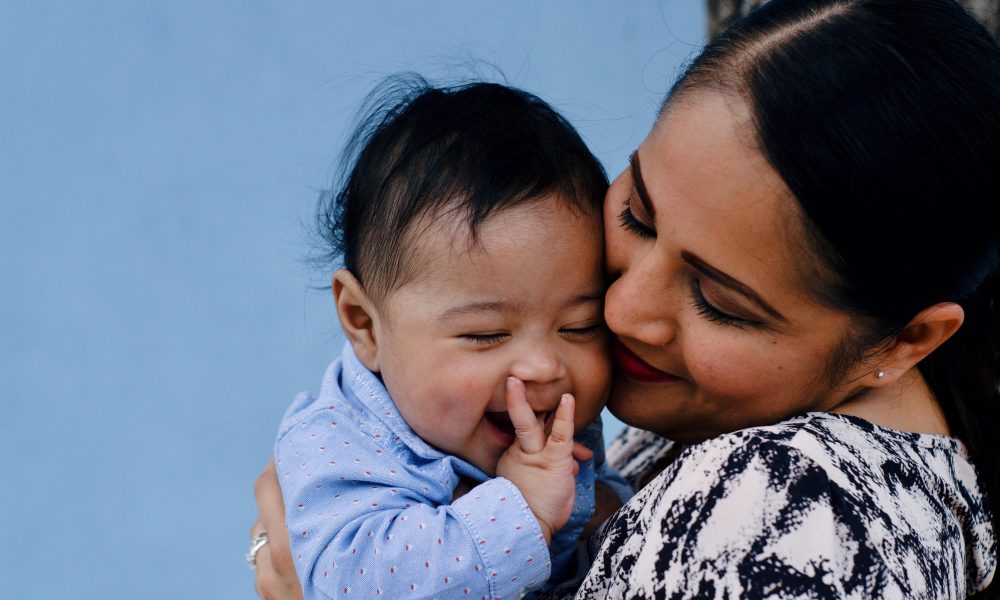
[604,93,860,443]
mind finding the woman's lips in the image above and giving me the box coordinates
[613,340,682,383]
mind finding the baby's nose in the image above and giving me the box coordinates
[519,384,568,415]
[509,345,567,385]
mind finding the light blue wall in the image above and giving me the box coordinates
[0,2,705,598]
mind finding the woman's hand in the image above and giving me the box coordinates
[251,460,303,600]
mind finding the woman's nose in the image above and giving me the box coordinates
[604,255,678,347]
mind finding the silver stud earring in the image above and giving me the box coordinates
[876,370,885,380]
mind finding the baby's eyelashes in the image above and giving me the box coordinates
[558,324,604,340]
[458,332,510,345]
[459,321,606,346]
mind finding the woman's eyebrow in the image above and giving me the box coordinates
[629,151,656,219]
[681,251,787,322]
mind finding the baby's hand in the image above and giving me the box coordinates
[496,377,593,545]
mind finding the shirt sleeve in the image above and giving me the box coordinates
[276,403,551,600]
[575,436,892,599]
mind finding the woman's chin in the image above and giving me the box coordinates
[607,381,712,443]
[606,382,672,432]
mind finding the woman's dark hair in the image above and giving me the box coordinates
[668,0,1000,593]
[316,75,608,304]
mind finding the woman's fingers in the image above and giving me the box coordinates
[541,393,576,461]
[253,541,275,597]
[253,460,302,600]
[250,519,265,541]
[506,377,546,453]
[254,461,286,542]
[254,543,304,600]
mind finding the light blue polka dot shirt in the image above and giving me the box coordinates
[275,342,630,600]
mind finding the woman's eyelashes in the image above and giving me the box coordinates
[690,278,761,328]
[617,191,764,329]
[618,195,656,239]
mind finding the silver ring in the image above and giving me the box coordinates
[246,530,269,570]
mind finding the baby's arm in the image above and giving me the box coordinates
[277,410,551,599]
[495,377,591,545]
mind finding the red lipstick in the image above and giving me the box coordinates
[613,339,682,383]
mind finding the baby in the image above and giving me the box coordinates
[275,78,630,600]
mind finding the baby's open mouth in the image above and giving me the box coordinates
[485,411,516,436]
[484,410,555,438]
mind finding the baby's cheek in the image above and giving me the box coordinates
[439,377,493,420]
[437,390,470,415]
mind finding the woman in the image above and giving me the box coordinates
[251,0,1000,597]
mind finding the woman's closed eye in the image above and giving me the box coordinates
[690,278,762,328]
[618,195,656,239]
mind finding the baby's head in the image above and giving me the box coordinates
[323,78,611,475]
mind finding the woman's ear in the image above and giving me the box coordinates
[332,269,382,372]
[870,302,965,385]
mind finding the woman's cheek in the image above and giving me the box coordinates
[685,336,768,399]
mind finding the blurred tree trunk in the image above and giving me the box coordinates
[707,0,1000,40]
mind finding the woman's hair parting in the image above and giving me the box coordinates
[670,0,1000,588]
[316,75,608,304]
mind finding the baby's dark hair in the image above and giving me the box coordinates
[316,75,609,304]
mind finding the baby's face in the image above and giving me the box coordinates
[373,199,611,476]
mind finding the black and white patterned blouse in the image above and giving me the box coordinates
[560,412,996,599]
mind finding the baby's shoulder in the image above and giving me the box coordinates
[275,362,396,453]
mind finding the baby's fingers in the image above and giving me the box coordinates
[541,393,576,461]
[572,442,594,462]
[506,377,545,453]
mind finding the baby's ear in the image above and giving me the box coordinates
[332,269,382,372]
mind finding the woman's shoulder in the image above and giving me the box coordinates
[583,413,996,598]
[711,411,984,506]
[610,411,978,494]
[645,411,993,556]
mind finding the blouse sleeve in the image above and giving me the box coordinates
[574,435,897,599]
